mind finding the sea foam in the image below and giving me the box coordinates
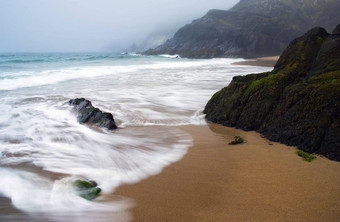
[0,53,271,217]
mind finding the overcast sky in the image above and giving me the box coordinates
[0,0,239,52]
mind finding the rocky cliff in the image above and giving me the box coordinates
[204,25,340,161]
[144,0,340,58]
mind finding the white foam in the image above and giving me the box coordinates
[0,56,272,216]
[0,100,192,212]
[0,168,133,222]
[0,58,251,91]
[159,54,181,58]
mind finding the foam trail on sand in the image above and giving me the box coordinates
[0,53,271,220]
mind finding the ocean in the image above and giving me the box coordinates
[0,52,271,221]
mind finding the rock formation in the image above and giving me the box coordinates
[144,0,340,58]
[68,98,117,130]
[204,25,340,161]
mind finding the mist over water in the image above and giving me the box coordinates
[0,53,271,221]
[0,0,239,52]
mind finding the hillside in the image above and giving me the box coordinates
[144,0,340,58]
[204,25,340,161]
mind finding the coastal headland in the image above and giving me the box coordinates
[116,25,340,220]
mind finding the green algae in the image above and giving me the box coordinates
[204,26,340,161]
[73,179,101,200]
[296,150,317,162]
[229,136,244,145]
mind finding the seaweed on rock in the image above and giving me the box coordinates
[73,179,101,200]
[204,25,340,161]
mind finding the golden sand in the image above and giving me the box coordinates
[116,124,340,221]
[233,56,280,67]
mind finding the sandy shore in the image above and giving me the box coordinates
[116,124,340,221]
[233,56,280,67]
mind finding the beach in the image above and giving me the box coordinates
[115,57,340,221]
[232,56,280,67]
[116,124,340,221]
[0,53,338,221]
[1,0,339,220]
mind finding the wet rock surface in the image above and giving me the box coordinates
[68,98,117,130]
[73,179,101,200]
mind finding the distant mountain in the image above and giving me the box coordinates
[204,24,340,160]
[144,0,340,58]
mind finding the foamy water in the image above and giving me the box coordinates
[0,53,271,221]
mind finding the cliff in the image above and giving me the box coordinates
[144,0,340,58]
[204,25,340,161]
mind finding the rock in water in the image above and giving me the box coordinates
[204,25,340,161]
[68,98,117,130]
[73,179,101,200]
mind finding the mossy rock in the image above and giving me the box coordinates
[73,179,101,200]
[296,150,317,162]
[204,25,340,161]
[229,136,244,145]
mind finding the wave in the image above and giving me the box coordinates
[0,54,16,58]
[0,100,192,213]
[1,59,46,64]
[159,54,181,59]
[0,56,273,218]
[0,53,145,68]
[0,168,133,222]
[84,55,119,61]
[0,58,248,91]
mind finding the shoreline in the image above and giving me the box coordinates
[116,124,340,221]
[233,56,280,67]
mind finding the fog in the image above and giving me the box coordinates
[0,0,239,52]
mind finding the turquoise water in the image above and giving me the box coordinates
[0,52,271,221]
[0,52,144,71]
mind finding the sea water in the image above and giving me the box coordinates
[0,52,271,221]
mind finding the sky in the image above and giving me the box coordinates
[0,0,239,52]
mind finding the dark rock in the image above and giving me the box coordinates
[332,24,340,35]
[204,26,340,161]
[68,98,117,130]
[310,26,340,75]
[69,98,85,106]
[73,179,101,200]
[274,27,329,74]
[144,0,340,58]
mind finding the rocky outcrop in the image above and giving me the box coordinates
[73,179,101,200]
[204,25,340,161]
[68,98,117,130]
[144,0,340,58]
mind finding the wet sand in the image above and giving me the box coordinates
[116,124,340,221]
[233,56,280,67]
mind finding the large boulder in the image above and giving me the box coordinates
[204,25,340,161]
[68,98,117,130]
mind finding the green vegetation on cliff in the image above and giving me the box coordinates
[204,25,340,161]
